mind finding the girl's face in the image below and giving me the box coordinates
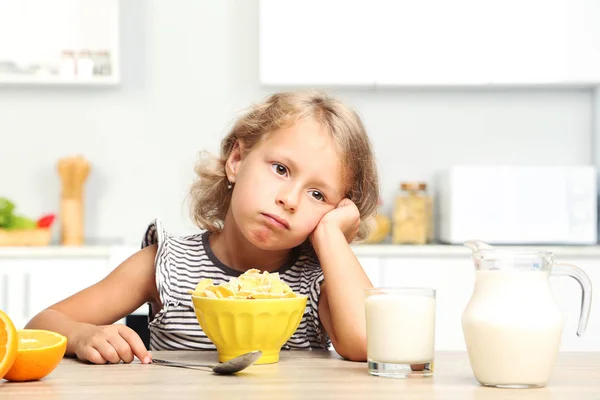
[226,118,346,250]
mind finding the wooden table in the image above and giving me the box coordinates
[1,351,598,399]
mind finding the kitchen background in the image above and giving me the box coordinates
[1,0,599,352]
[1,0,597,244]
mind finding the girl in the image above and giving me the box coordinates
[26,90,380,364]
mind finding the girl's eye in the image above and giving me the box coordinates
[310,190,325,202]
[272,163,288,176]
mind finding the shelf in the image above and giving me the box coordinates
[0,74,119,86]
[2,243,600,259]
[352,244,600,258]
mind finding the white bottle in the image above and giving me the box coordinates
[76,50,94,79]
[59,51,76,78]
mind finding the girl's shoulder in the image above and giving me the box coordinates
[140,219,215,273]
[141,219,234,283]
[141,218,205,250]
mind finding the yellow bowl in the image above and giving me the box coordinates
[191,295,307,364]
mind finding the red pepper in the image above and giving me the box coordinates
[37,214,56,228]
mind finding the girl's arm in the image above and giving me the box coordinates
[25,244,159,364]
[311,200,372,361]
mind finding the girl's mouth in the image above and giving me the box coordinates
[262,213,290,229]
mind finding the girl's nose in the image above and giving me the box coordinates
[276,185,300,212]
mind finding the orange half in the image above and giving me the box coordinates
[3,329,67,382]
[0,310,18,379]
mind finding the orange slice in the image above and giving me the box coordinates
[0,310,18,379]
[3,329,67,382]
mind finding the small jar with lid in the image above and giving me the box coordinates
[392,182,433,245]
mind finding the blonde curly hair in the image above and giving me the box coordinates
[189,90,379,242]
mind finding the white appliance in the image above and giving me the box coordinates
[436,166,598,245]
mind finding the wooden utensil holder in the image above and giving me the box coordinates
[57,156,90,246]
[60,197,84,246]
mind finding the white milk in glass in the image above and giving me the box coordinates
[462,270,563,387]
[365,289,436,370]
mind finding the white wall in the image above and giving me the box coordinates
[0,0,594,245]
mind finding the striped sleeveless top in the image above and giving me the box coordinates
[141,219,331,351]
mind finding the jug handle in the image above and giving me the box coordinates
[552,263,593,337]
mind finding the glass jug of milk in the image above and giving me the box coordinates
[462,240,592,388]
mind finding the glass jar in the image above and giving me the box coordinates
[392,182,433,245]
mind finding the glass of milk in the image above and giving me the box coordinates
[365,287,436,378]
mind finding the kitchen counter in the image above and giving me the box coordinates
[0,351,598,399]
[0,244,125,258]
[3,243,600,258]
[2,242,599,346]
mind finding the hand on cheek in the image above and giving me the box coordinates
[310,198,360,245]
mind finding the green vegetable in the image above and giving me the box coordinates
[0,197,15,228]
[7,215,37,230]
[0,198,37,230]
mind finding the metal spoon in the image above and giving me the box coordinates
[151,350,262,375]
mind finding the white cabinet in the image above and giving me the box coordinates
[356,256,382,287]
[376,0,491,86]
[0,0,120,85]
[260,0,600,86]
[381,256,474,352]
[0,268,20,327]
[259,0,376,86]
[26,260,109,324]
[0,246,149,329]
[0,257,110,328]
[1,244,598,353]
[373,253,600,352]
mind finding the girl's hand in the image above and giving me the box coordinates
[72,324,151,365]
[311,198,360,245]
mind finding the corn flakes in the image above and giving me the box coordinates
[189,269,298,299]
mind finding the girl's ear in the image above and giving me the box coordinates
[225,140,243,183]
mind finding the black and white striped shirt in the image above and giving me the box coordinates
[141,219,331,351]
